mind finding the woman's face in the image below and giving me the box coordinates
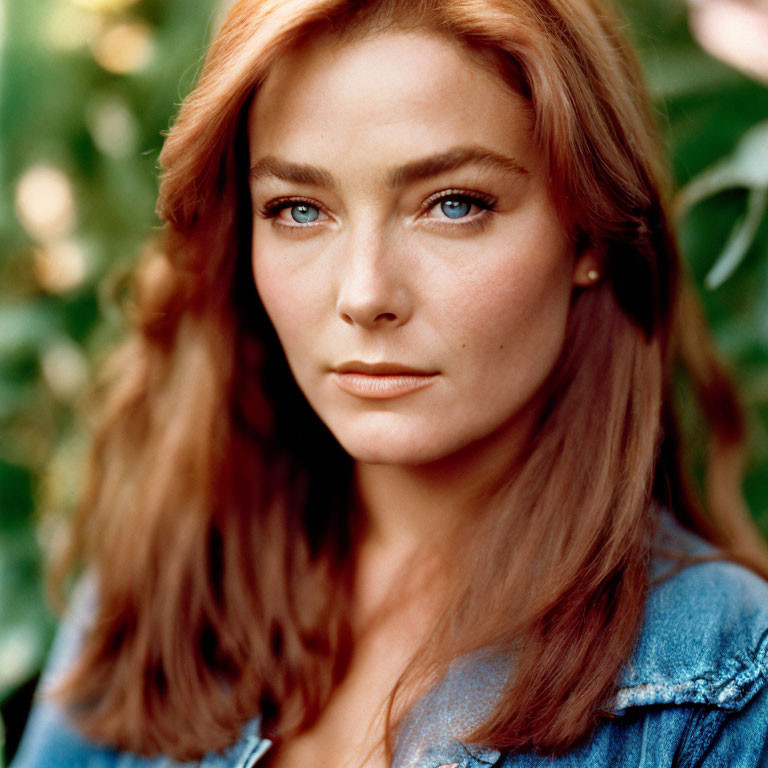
[249,31,596,466]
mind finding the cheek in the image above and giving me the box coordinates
[251,250,320,354]
[443,247,574,377]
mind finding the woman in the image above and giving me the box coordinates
[12,0,768,766]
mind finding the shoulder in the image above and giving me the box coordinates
[10,576,268,768]
[494,512,768,767]
[9,576,121,768]
[614,510,768,715]
[583,510,768,767]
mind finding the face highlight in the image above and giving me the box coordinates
[248,31,595,466]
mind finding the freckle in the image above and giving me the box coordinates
[499,344,504,350]
[461,343,466,348]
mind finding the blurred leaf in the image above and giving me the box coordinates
[727,121,768,186]
[0,460,35,527]
[0,527,55,702]
[705,187,768,289]
[0,304,59,356]
[676,121,768,288]
[677,121,768,205]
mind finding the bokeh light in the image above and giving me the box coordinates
[43,4,103,52]
[69,0,140,12]
[32,240,89,294]
[90,20,154,74]
[14,165,77,243]
[40,342,89,400]
[86,94,139,158]
[0,626,41,693]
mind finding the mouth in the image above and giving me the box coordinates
[332,361,439,399]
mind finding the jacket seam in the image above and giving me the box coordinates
[614,626,768,713]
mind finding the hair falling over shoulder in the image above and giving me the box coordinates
[51,0,768,761]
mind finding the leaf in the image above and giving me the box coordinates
[676,120,768,213]
[676,120,768,287]
[705,186,768,288]
[0,304,58,357]
[674,163,747,215]
[728,121,768,187]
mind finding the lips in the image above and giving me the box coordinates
[335,361,436,375]
[332,361,439,399]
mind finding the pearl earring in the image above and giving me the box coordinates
[586,269,600,282]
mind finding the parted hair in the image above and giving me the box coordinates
[53,0,768,761]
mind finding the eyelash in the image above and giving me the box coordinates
[256,190,497,235]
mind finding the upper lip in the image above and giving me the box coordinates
[334,361,437,375]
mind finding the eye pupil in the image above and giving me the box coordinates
[441,198,471,219]
[291,204,319,223]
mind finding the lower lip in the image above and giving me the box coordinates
[332,372,438,399]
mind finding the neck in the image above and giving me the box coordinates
[354,411,536,560]
[348,399,545,636]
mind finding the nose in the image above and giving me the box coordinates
[335,230,413,329]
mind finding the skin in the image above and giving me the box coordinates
[247,29,600,768]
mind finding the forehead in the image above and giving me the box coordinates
[248,30,536,172]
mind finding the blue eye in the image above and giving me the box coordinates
[423,191,496,225]
[440,198,472,219]
[290,203,320,223]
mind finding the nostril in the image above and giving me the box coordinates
[374,312,397,323]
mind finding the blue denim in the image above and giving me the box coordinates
[12,509,768,767]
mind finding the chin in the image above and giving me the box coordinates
[331,427,472,467]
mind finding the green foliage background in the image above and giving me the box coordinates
[0,0,767,762]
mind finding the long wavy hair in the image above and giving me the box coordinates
[53,0,768,761]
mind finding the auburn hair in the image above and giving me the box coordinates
[53,0,768,761]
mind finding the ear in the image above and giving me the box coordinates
[572,246,604,287]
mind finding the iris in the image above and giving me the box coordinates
[441,198,471,218]
[291,204,319,223]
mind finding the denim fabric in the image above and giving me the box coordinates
[12,509,768,767]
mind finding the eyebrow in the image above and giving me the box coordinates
[249,146,529,191]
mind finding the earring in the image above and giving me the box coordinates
[586,269,600,282]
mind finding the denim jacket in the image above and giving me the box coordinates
[12,509,768,768]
